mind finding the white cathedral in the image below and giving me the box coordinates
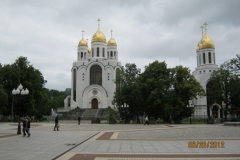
[64,20,121,110]
[62,22,222,119]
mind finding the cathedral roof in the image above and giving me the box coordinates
[107,37,117,46]
[78,37,87,46]
[200,33,215,49]
[91,27,106,43]
[196,33,215,51]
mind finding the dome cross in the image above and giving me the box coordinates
[203,22,208,34]
[200,26,204,37]
[82,30,84,37]
[97,19,101,28]
[111,30,113,37]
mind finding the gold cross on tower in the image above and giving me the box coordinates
[82,30,84,37]
[200,26,204,37]
[111,30,113,37]
[97,19,101,27]
[203,22,208,34]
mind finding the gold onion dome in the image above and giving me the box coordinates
[91,28,106,43]
[200,33,215,49]
[107,37,117,46]
[78,37,87,46]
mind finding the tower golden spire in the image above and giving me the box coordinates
[203,22,208,34]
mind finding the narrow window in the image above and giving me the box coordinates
[81,52,83,59]
[84,52,86,59]
[97,47,99,57]
[111,51,113,57]
[203,53,206,64]
[208,52,211,63]
[92,48,94,57]
[103,48,105,57]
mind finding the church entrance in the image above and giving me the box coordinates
[91,98,98,109]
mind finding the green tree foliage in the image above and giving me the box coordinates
[0,84,8,114]
[0,57,64,117]
[113,63,141,121]
[113,61,205,122]
[210,57,240,119]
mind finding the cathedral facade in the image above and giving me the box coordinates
[64,22,121,109]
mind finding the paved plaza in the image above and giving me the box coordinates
[0,121,240,160]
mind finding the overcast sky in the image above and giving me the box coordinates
[1,0,239,91]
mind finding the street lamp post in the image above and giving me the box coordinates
[12,84,29,135]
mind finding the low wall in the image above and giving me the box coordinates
[223,122,240,126]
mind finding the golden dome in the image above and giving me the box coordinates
[78,37,87,46]
[200,33,215,49]
[88,47,91,53]
[107,37,117,46]
[91,28,106,43]
[196,39,202,52]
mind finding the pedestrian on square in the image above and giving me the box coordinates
[54,115,59,131]
[78,116,81,125]
[22,117,27,136]
[144,116,149,125]
[26,117,31,137]
[169,115,172,124]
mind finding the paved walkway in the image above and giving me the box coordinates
[0,121,240,160]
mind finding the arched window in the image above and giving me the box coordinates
[97,47,99,57]
[73,69,76,101]
[92,48,94,57]
[203,53,206,64]
[111,51,113,57]
[84,52,86,59]
[81,52,83,59]
[103,48,105,57]
[114,51,116,57]
[90,65,102,85]
[108,52,109,59]
[208,52,211,63]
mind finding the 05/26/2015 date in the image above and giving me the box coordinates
[188,141,225,148]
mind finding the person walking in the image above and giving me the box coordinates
[22,117,27,136]
[54,115,59,131]
[26,117,31,137]
[169,115,172,124]
[144,116,149,125]
[78,116,81,125]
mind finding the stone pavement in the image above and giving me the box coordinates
[0,121,240,160]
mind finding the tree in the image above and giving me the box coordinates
[112,63,141,121]
[169,66,205,121]
[209,60,240,120]
[0,84,8,114]
[0,57,47,116]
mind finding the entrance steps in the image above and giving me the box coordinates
[82,109,99,120]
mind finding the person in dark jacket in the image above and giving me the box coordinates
[78,116,81,125]
[26,117,31,137]
[22,117,27,136]
[54,115,59,131]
